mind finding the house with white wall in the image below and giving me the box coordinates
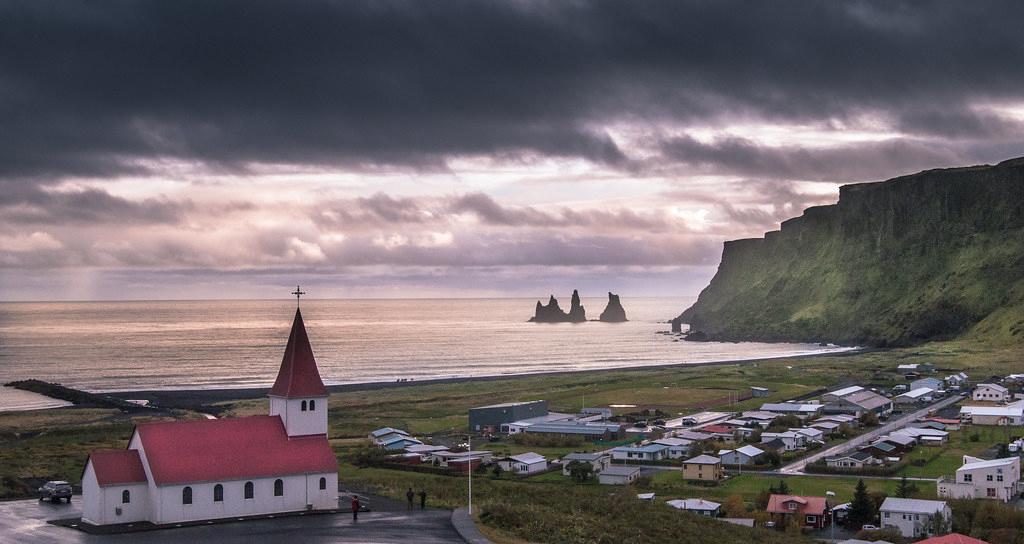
[598,465,640,485]
[974,384,1010,402]
[760,431,807,451]
[561,452,610,476]
[81,308,338,526]
[612,443,669,462]
[497,452,547,475]
[959,401,1024,425]
[879,498,951,538]
[652,437,693,459]
[937,456,1023,502]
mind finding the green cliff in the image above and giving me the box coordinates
[678,157,1024,347]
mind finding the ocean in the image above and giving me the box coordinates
[0,297,850,408]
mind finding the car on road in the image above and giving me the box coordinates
[861,524,879,531]
[38,481,73,503]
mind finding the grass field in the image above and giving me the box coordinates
[897,425,1018,478]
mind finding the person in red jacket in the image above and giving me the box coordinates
[351,495,361,521]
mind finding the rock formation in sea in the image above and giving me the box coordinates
[676,157,1024,347]
[598,292,628,322]
[529,290,587,322]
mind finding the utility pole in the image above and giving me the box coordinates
[467,433,473,515]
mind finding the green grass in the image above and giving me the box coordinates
[897,425,1017,478]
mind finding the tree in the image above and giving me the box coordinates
[769,480,790,495]
[930,510,949,536]
[763,450,782,467]
[837,423,852,438]
[566,461,594,483]
[722,494,747,518]
[767,415,802,432]
[847,479,876,528]
[859,411,879,427]
[895,476,918,498]
[491,464,504,479]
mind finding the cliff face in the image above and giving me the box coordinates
[678,158,1024,347]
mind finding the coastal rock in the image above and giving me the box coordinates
[599,292,628,322]
[676,157,1024,347]
[529,290,587,322]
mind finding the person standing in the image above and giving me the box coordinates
[418,489,427,510]
[351,495,360,521]
[406,488,415,509]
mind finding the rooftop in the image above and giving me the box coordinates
[601,465,641,476]
[827,385,865,398]
[880,497,948,515]
[960,456,1019,471]
[87,449,148,487]
[667,498,721,511]
[269,309,328,398]
[508,452,546,464]
[684,454,721,465]
[473,400,545,409]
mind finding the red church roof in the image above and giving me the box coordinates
[87,449,148,486]
[918,534,989,544]
[135,415,337,485]
[270,309,328,397]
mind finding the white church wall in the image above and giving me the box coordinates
[129,431,163,523]
[81,462,103,525]
[269,395,328,436]
[80,462,150,526]
[153,473,334,524]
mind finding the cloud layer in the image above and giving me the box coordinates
[1,1,1023,299]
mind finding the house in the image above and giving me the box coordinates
[760,431,807,451]
[429,450,494,467]
[973,383,1010,402]
[562,452,611,475]
[759,403,823,419]
[874,433,917,453]
[612,443,669,462]
[823,387,893,418]
[652,437,694,459]
[814,414,859,427]
[923,418,961,431]
[469,400,548,432]
[497,452,547,475]
[738,411,782,428]
[959,401,1024,425]
[717,445,765,466]
[81,308,338,527]
[792,427,825,443]
[945,373,969,387]
[665,411,730,428]
[937,456,1023,502]
[667,498,721,516]
[859,441,898,459]
[892,427,949,446]
[580,407,613,419]
[381,435,423,451]
[519,421,622,440]
[502,412,577,434]
[810,421,842,435]
[701,425,738,442]
[751,386,770,398]
[879,497,951,538]
[897,363,935,374]
[598,465,640,485]
[766,494,830,529]
[760,438,787,454]
[825,451,879,469]
[369,427,410,443]
[911,377,943,392]
[674,430,714,442]
[894,388,935,405]
[682,455,723,481]
[405,444,449,458]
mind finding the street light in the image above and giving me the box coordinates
[468,433,473,516]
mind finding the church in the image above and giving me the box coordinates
[80,307,339,526]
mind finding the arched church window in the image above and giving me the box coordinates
[301,400,307,411]
[310,399,316,411]
[182,486,192,505]
[122,489,130,504]
[274,479,284,496]
[319,477,326,490]
[244,481,254,499]
[214,484,224,502]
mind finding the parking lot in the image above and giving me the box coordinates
[0,496,465,543]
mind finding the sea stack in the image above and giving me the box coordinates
[599,292,627,322]
[529,290,587,322]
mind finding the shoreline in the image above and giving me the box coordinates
[95,346,872,412]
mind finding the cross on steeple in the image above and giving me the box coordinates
[291,285,306,307]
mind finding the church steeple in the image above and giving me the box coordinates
[269,305,328,437]
[270,309,327,398]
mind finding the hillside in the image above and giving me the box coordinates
[678,157,1024,347]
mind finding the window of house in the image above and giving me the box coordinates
[997,475,1004,482]
[301,400,307,411]
[244,481,254,499]
[806,515,816,524]
[987,488,997,497]
[183,487,193,505]
[122,489,130,504]
[319,477,327,490]
[884,512,890,518]
[987,474,994,481]
[310,399,316,411]
[274,479,284,496]
[964,474,972,482]
[214,484,224,502]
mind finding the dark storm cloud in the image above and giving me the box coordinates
[2,0,1024,182]
[0,185,190,225]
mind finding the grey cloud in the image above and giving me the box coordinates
[0,186,191,225]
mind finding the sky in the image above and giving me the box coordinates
[2,1,1024,301]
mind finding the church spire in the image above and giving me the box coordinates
[269,308,327,398]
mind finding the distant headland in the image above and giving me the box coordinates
[529,290,628,323]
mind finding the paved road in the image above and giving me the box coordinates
[777,394,966,474]
[0,497,464,543]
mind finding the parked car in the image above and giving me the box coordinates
[38,481,73,503]
[861,524,879,531]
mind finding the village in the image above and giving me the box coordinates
[361,363,1024,543]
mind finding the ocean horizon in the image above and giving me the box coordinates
[0,297,852,409]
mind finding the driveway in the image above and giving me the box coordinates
[777,394,965,474]
[0,496,464,543]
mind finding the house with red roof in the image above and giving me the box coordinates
[766,494,831,529]
[81,308,338,526]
